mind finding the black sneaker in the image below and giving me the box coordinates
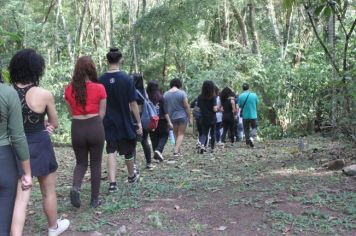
[108,182,117,193]
[199,147,205,154]
[128,173,140,183]
[90,198,103,208]
[153,150,164,162]
[70,189,81,208]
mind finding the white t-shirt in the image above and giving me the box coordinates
[216,96,222,123]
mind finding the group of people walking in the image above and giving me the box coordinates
[0,47,258,236]
[192,81,259,154]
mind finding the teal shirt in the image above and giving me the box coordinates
[238,91,259,119]
[0,83,30,161]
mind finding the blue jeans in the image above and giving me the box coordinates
[216,122,222,142]
[0,145,18,235]
[235,120,243,141]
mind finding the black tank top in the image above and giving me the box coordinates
[222,98,234,121]
[14,84,46,133]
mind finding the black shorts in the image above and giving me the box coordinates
[106,139,136,157]
[18,131,58,177]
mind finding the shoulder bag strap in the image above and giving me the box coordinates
[240,93,251,110]
[136,89,146,101]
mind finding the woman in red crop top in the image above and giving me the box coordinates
[64,56,106,208]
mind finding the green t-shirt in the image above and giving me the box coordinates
[238,91,259,119]
[0,83,30,161]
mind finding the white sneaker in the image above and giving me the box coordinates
[217,142,224,147]
[48,219,70,236]
[153,150,164,162]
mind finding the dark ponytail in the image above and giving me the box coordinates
[106,47,122,64]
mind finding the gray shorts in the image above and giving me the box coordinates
[172,117,188,126]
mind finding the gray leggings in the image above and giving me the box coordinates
[0,145,18,236]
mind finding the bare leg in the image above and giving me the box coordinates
[175,124,186,153]
[173,126,179,142]
[38,172,57,229]
[125,159,135,177]
[11,180,31,236]
[107,152,117,183]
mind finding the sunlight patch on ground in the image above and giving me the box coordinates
[270,167,336,177]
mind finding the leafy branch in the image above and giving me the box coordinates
[303,4,341,77]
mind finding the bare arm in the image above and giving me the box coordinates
[20,160,32,190]
[183,97,191,121]
[213,105,218,113]
[231,99,237,114]
[130,101,143,134]
[7,90,32,189]
[165,114,173,129]
[99,99,107,118]
[46,91,58,128]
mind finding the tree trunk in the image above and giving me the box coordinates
[248,3,260,55]
[142,0,146,15]
[109,0,114,44]
[229,0,249,47]
[56,0,74,63]
[100,1,111,48]
[76,0,88,56]
[42,0,56,25]
[293,26,312,67]
[328,5,337,127]
[223,0,229,41]
[128,0,139,72]
[283,5,293,59]
[162,37,169,82]
[266,0,283,57]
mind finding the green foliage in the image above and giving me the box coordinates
[0,0,354,140]
[1,69,10,83]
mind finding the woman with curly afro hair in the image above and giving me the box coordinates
[9,49,70,236]
[64,56,106,208]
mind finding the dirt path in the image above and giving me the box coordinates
[23,136,356,235]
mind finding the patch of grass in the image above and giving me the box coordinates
[188,219,207,234]
[268,209,355,234]
[288,190,356,214]
[228,196,262,208]
[195,201,206,210]
[147,211,166,229]
[73,212,108,231]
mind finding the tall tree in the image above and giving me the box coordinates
[248,2,260,55]
[230,0,249,47]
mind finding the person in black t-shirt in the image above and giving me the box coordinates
[147,81,173,161]
[99,48,142,192]
[197,80,218,154]
[220,87,237,145]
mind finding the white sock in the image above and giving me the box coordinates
[48,224,58,231]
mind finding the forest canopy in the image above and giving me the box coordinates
[0,0,355,143]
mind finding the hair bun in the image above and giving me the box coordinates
[110,47,119,52]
